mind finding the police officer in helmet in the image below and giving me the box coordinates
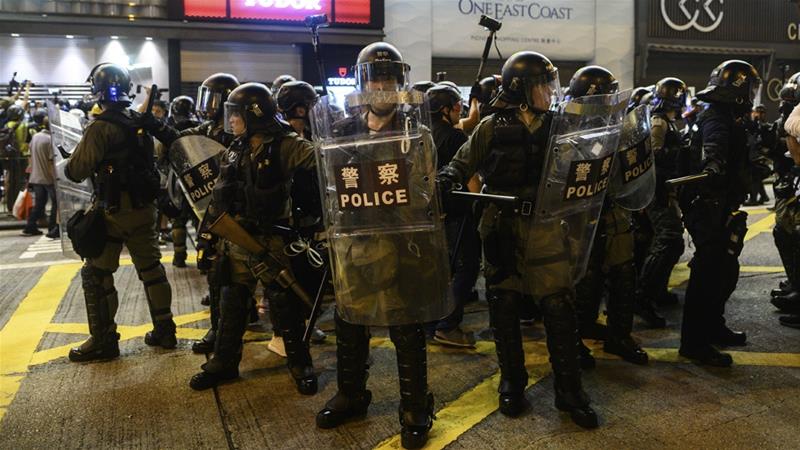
[439,51,599,428]
[679,60,762,366]
[637,77,688,327]
[65,62,176,362]
[184,82,318,393]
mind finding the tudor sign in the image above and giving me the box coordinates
[184,0,371,24]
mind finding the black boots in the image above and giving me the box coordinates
[391,324,434,449]
[145,319,177,349]
[540,293,599,429]
[605,262,649,365]
[70,266,121,363]
[679,345,733,367]
[317,312,372,428]
[487,290,530,418]
[272,289,318,395]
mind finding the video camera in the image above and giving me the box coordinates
[479,15,502,32]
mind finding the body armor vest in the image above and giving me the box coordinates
[92,109,159,211]
[481,109,551,193]
[214,135,290,233]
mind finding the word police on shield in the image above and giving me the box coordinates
[181,157,219,203]
[335,159,410,210]
[563,154,614,201]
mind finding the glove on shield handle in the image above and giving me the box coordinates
[208,212,313,308]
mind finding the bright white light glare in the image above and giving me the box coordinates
[145,37,153,41]
[65,35,74,39]
[11,33,20,37]
[110,36,119,40]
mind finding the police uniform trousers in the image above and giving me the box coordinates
[575,203,637,339]
[773,193,800,291]
[638,194,684,303]
[681,197,747,349]
[202,234,313,382]
[81,195,172,344]
[478,202,588,400]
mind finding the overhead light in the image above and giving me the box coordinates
[110,35,119,40]
[65,35,74,39]
[11,33,20,37]
[145,36,153,41]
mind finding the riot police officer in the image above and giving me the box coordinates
[770,74,800,319]
[188,82,318,392]
[637,77,688,327]
[65,63,176,361]
[679,60,762,366]
[439,51,599,428]
[314,42,442,448]
[149,73,240,355]
[569,66,649,365]
[272,74,296,94]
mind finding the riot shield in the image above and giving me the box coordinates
[48,101,92,260]
[167,135,226,222]
[610,104,655,211]
[310,92,454,326]
[533,91,630,281]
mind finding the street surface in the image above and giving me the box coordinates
[1,201,799,449]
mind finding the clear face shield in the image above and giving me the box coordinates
[524,70,562,113]
[355,61,411,117]
[197,86,224,120]
[223,102,247,136]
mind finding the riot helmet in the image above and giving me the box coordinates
[476,75,501,104]
[652,77,687,114]
[628,86,652,113]
[272,74,296,93]
[5,104,24,122]
[696,60,762,108]
[780,73,800,105]
[223,82,280,137]
[354,42,410,92]
[276,81,319,120]
[196,73,240,121]
[170,96,195,120]
[566,65,618,99]
[499,51,562,113]
[427,83,463,124]
[412,81,436,93]
[87,63,132,105]
[32,108,47,126]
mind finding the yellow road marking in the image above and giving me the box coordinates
[374,348,552,450]
[744,213,775,242]
[0,263,81,421]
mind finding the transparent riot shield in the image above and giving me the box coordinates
[610,104,655,211]
[533,91,630,281]
[310,92,454,326]
[48,101,93,260]
[167,135,226,222]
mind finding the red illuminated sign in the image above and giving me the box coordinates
[184,0,371,24]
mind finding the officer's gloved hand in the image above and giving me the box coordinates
[469,82,482,104]
[140,111,164,134]
[436,173,460,215]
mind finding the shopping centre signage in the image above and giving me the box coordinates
[183,0,373,25]
[432,0,595,60]
[649,0,800,43]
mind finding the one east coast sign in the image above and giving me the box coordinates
[432,0,596,61]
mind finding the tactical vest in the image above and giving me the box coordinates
[92,109,160,211]
[481,109,551,193]
[214,134,290,233]
[652,113,684,178]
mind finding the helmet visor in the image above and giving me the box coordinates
[525,70,562,112]
[197,86,224,119]
[355,61,410,92]
[223,101,246,136]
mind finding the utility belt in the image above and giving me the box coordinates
[94,163,159,213]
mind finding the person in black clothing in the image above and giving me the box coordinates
[424,83,478,347]
[679,60,761,366]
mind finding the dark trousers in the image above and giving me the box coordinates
[25,183,57,233]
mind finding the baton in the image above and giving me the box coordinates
[305,14,329,96]
[145,84,158,115]
[665,173,710,187]
[451,190,518,203]
[475,15,502,82]
[303,266,329,344]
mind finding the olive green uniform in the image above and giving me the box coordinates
[440,109,592,412]
[65,109,174,358]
